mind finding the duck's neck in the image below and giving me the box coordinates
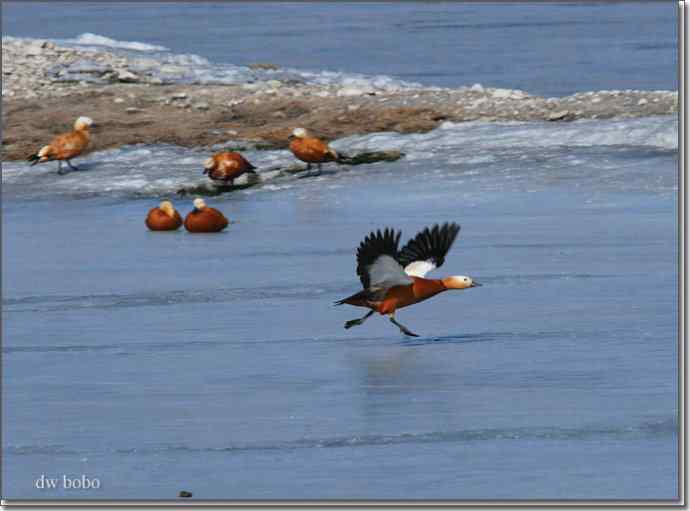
[412,277,448,300]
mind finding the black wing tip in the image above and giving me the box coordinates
[427,222,461,241]
[357,227,400,251]
[398,221,462,269]
[415,222,460,235]
[432,221,460,234]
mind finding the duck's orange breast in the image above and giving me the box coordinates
[377,278,446,315]
[145,208,183,231]
[51,129,90,160]
[184,208,229,233]
[289,137,336,163]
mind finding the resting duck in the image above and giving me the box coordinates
[27,116,94,174]
[145,200,183,231]
[335,223,481,337]
[288,128,339,176]
[184,198,229,233]
[203,151,257,184]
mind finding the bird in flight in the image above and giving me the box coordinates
[336,223,481,337]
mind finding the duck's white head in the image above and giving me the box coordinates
[203,157,215,170]
[291,127,308,139]
[159,200,175,217]
[74,116,94,131]
[442,275,482,290]
[193,198,207,210]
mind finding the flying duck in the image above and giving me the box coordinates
[336,223,481,337]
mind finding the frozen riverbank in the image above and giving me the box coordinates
[1,37,677,160]
[1,116,677,200]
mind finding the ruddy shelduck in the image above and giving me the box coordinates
[203,151,257,184]
[145,200,183,231]
[288,128,339,176]
[27,116,94,174]
[184,198,229,233]
[336,223,481,337]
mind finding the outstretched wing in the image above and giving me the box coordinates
[356,228,413,291]
[398,223,461,278]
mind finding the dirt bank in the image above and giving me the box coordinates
[1,38,677,161]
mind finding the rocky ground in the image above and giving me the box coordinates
[2,38,678,161]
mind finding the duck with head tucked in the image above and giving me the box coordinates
[27,116,94,174]
[203,151,257,185]
[184,198,229,233]
[145,200,183,231]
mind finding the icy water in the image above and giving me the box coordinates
[2,117,679,500]
[2,2,677,95]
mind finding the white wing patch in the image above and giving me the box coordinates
[368,255,413,289]
[404,260,437,278]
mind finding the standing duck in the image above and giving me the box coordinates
[27,116,94,174]
[184,198,229,233]
[203,151,257,185]
[145,200,183,231]
[288,128,338,176]
[335,223,481,337]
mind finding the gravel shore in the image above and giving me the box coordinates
[2,38,678,161]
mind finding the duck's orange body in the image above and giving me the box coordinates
[341,277,447,315]
[184,207,229,233]
[145,208,183,231]
[204,151,256,183]
[42,130,90,161]
[289,137,338,164]
[27,117,93,173]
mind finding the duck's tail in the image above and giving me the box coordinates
[27,145,52,166]
[334,289,370,306]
